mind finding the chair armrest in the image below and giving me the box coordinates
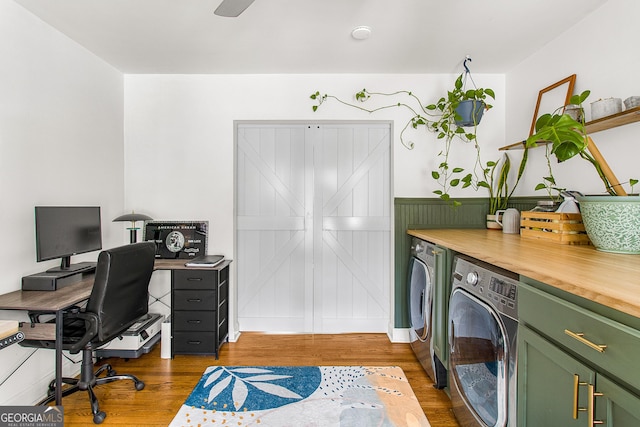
[66,312,99,354]
[28,306,82,323]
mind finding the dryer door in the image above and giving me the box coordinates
[448,288,508,427]
[408,257,432,342]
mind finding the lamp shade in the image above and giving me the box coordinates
[113,212,153,244]
[113,213,153,222]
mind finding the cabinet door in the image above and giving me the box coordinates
[431,245,451,368]
[595,375,640,427]
[518,325,594,426]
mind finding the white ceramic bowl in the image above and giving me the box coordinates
[590,98,622,120]
[624,96,640,110]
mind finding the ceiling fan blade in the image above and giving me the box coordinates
[214,0,256,17]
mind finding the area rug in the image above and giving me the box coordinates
[169,366,431,427]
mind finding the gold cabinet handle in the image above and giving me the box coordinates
[587,384,604,427]
[573,374,588,419]
[564,329,607,353]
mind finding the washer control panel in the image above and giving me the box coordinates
[410,237,436,265]
[452,255,519,320]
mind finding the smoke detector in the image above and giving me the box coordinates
[351,26,372,40]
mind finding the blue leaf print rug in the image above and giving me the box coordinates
[169,366,431,427]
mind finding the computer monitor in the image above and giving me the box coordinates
[35,206,102,273]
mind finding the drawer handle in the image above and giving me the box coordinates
[187,277,203,281]
[187,298,202,303]
[564,329,607,353]
[187,320,201,324]
[587,384,604,427]
[188,340,201,345]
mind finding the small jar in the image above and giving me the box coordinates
[565,104,583,122]
[531,200,558,212]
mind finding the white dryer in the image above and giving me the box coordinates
[407,237,447,388]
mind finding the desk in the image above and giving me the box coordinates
[0,277,93,406]
[0,258,231,405]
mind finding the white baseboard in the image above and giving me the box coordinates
[388,327,410,343]
[229,330,241,343]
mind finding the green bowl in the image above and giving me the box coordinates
[577,196,640,254]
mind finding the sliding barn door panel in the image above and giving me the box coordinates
[237,123,390,333]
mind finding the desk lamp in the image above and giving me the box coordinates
[113,212,153,243]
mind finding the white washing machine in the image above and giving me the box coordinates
[448,255,519,427]
[407,237,447,388]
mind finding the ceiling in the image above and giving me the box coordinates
[15,0,609,74]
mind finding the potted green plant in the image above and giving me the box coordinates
[481,152,528,229]
[526,90,640,253]
[310,72,496,207]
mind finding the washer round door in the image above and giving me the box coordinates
[408,257,432,342]
[448,288,508,427]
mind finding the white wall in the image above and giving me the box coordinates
[125,73,505,201]
[0,1,124,405]
[506,0,640,196]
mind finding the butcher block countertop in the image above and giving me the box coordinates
[408,229,640,319]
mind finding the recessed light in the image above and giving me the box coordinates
[351,26,372,40]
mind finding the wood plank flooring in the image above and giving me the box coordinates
[57,333,459,426]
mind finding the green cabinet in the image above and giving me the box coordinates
[518,281,640,426]
[431,244,452,370]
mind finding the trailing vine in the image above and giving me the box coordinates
[310,73,498,207]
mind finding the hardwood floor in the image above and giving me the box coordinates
[57,333,459,426]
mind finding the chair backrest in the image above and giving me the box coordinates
[85,242,156,344]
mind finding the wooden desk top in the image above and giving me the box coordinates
[0,276,93,311]
[408,229,640,319]
[0,258,232,311]
[153,258,231,271]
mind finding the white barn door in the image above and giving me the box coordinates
[236,123,390,333]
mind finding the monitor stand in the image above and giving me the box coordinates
[24,262,97,291]
[46,261,97,274]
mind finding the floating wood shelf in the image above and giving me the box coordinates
[500,105,640,151]
[585,105,640,133]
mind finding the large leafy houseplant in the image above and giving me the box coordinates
[310,72,498,207]
[526,90,640,253]
[526,90,637,196]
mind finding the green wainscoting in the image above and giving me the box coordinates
[393,197,538,328]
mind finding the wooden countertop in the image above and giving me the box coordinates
[408,229,640,319]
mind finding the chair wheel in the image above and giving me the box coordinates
[93,411,106,424]
[135,381,145,391]
[107,369,117,376]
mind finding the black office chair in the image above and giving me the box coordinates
[22,242,156,424]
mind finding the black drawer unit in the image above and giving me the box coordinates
[170,261,230,358]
